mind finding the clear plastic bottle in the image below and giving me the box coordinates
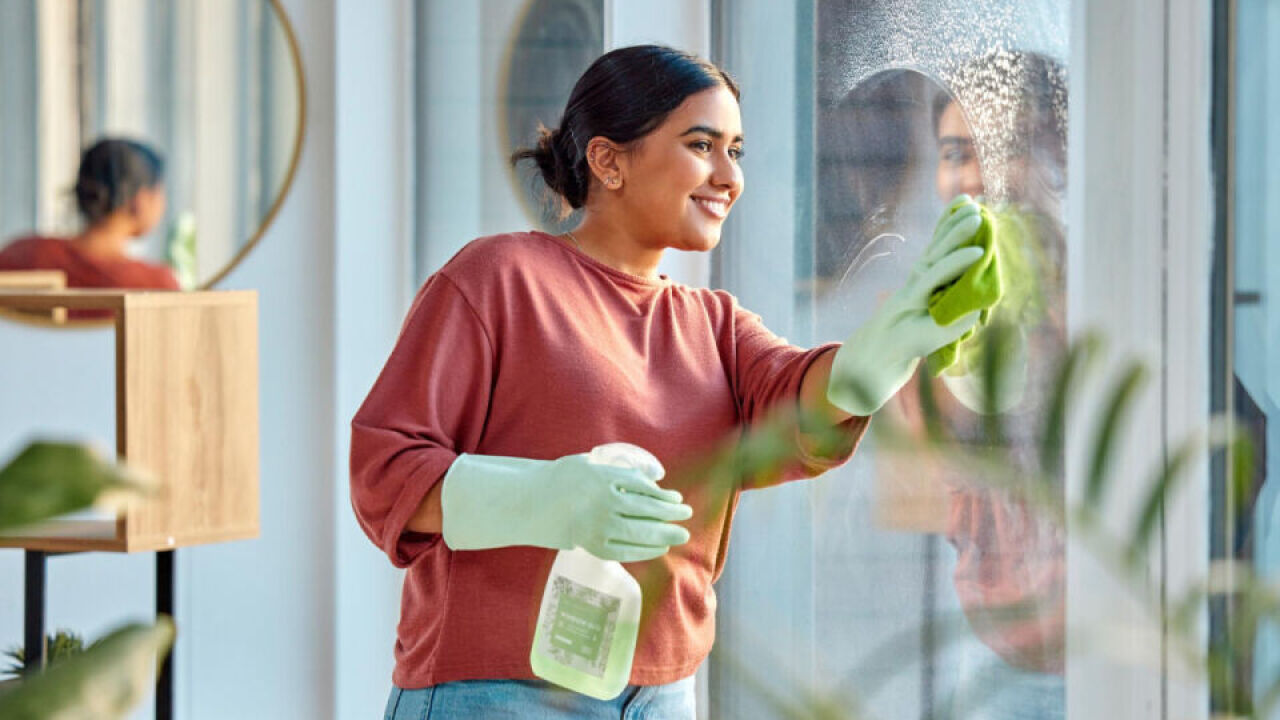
[529,443,661,700]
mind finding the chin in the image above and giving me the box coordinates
[682,234,720,252]
[682,222,724,251]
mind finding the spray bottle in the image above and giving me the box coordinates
[530,442,662,700]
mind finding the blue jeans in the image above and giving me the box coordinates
[384,676,697,720]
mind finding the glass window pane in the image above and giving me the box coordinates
[714,2,1069,717]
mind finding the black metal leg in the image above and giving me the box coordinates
[21,549,175,717]
[156,550,174,720]
[23,551,46,671]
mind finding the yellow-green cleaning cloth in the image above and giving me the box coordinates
[925,203,1002,376]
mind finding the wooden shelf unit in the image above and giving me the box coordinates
[0,289,260,552]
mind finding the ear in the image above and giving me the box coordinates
[584,136,626,190]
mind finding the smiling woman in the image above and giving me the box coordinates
[510,46,743,273]
[350,43,988,720]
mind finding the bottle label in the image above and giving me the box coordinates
[539,575,620,677]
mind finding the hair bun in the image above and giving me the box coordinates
[514,124,586,215]
[73,138,165,224]
[73,178,112,220]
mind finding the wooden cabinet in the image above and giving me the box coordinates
[0,290,259,552]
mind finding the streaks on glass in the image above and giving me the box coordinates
[837,232,906,287]
[816,68,950,305]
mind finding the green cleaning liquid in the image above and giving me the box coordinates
[530,443,660,700]
[530,547,641,700]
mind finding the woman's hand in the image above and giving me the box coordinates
[826,196,987,416]
[440,444,693,563]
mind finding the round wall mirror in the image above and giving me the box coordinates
[0,0,305,324]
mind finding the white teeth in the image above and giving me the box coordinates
[693,197,729,218]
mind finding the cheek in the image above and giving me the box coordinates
[937,164,960,200]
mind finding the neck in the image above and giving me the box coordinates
[567,210,665,280]
[71,217,134,259]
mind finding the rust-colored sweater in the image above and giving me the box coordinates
[0,235,178,290]
[350,231,867,689]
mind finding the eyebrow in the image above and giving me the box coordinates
[680,125,745,144]
[938,136,973,146]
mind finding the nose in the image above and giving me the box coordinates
[940,161,984,203]
[958,163,984,197]
[711,150,743,196]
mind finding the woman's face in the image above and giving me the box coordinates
[615,86,744,252]
[130,185,167,237]
[935,100,984,202]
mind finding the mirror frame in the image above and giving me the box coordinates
[0,0,307,329]
[199,0,308,291]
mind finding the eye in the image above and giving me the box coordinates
[728,146,745,161]
[689,139,713,153]
[941,147,972,165]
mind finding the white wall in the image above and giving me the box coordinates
[332,0,414,716]
[178,0,337,716]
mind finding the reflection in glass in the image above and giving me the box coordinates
[0,0,300,292]
[711,2,1069,718]
[820,60,1067,719]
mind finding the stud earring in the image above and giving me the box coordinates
[606,177,621,188]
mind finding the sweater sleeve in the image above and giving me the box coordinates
[732,303,831,423]
[732,303,869,487]
[350,273,495,567]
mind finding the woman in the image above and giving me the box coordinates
[0,138,178,292]
[351,45,985,719]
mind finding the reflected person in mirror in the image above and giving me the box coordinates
[0,138,179,292]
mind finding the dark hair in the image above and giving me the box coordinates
[511,44,739,212]
[73,138,165,225]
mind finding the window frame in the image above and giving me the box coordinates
[1064,0,1213,718]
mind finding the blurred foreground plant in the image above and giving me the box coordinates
[3,630,85,680]
[0,441,174,720]
[655,324,1264,719]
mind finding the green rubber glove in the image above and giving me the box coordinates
[440,444,693,563]
[826,195,988,416]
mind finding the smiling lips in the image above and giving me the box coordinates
[691,195,731,220]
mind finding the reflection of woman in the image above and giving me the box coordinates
[900,51,1069,717]
[0,138,178,291]
[350,45,985,718]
